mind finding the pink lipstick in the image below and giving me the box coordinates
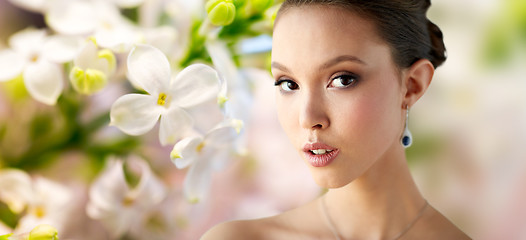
[303,142,339,167]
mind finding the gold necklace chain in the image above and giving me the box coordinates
[319,196,428,240]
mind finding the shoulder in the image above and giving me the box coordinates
[409,205,472,240]
[200,199,323,240]
[200,218,272,240]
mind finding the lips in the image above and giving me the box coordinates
[302,142,339,167]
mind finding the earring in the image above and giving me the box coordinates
[401,105,413,148]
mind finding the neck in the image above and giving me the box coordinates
[322,144,426,239]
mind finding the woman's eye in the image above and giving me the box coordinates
[275,79,299,92]
[329,74,358,88]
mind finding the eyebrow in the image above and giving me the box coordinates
[270,61,290,73]
[271,55,366,73]
[320,55,367,70]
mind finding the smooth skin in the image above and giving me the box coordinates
[202,5,471,240]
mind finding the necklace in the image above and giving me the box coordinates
[319,196,428,240]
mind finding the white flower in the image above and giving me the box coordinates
[0,169,33,214]
[206,39,270,154]
[171,118,242,202]
[0,170,73,235]
[206,39,255,120]
[15,177,73,235]
[90,1,141,53]
[86,156,166,238]
[0,28,80,105]
[110,44,222,145]
[127,190,180,240]
[140,26,179,55]
[46,0,142,53]
[94,25,140,54]
[69,39,116,95]
[46,0,98,35]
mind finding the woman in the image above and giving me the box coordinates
[203,0,471,239]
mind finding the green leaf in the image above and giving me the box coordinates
[178,20,211,67]
[0,201,19,229]
[120,7,139,23]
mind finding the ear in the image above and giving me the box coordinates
[402,59,434,108]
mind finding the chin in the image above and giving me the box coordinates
[311,170,355,189]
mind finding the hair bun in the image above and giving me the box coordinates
[427,19,447,68]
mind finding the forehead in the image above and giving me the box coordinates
[271,6,390,70]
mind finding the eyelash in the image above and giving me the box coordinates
[274,72,360,92]
[274,79,298,92]
[328,73,360,89]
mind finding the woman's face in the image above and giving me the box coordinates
[271,6,406,188]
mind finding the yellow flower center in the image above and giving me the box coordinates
[157,93,168,106]
[102,21,113,30]
[196,142,205,153]
[122,196,135,206]
[188,197,200,204]
[30,54,39,62]
[170,149,181,159]
[32,205,46,218]
[217,95,228,108]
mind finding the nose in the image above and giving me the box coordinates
[299,90,330,130]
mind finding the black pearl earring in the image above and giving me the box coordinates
[401,105,412,148]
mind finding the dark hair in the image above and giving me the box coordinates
[275,0,447,69]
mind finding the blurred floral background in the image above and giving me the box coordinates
[0,0,524,239]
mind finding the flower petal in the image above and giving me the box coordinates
[0,169,33,214]
[0,50,25,81]
[33,177,72,211]
[88,159,129,217]
[23,61,63,105]
[110,93,163,135]
[142,26,178,55]
[86,159,135,238]
[46,0,97,35]
[170,136,203,169]
[205,118,242,148]
[206,40,236,87]
[125,157,166,209]
[158,106,193,145]
[94,27,138,53]
[183,153,216,203]
[74,40,108,72]
[15,177,72,234]
[127,44,171,95]
[182,97,225,134]
[222,68,261,120]
[41,35,82,63]
[8,28,46,56]
[170,64,221,108]
[86,200,135,238]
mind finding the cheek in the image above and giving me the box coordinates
[275,93,298,137]
[334,84,401,147]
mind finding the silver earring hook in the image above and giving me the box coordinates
[401,105,412,148]
[405,105,409,127]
